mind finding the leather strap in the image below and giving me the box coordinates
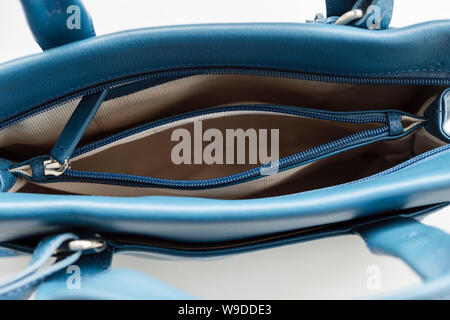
[37,269,194,300]
[36,265,194,300]
[2,217,450,299]
[356,218,450,281]
[0,234,192,299]
[50,90,109,164]
[20,0,96,50]
[324,0,394,29]
[0,233,81,300]
[0,159,16,193]
[37,218,450,299]
[19,0,395,52]
[35,244,193,299]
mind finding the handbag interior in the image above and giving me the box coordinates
[0,74,447,199]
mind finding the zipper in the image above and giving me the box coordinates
[43,159,71,177]
[9,105,422,190]
[3,65,441,189]
[0,66,448,132]
[72,105,391,159]
[63,125,390,189]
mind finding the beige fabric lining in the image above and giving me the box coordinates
[0,74,446,198]
[21,135,429,199]
[28,163,312,199]
[71,110,383,180]
[15,118,430,199]
[0,74,441,161]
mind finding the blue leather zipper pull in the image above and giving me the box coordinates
[387,112,404,136]
[50,89,109,166]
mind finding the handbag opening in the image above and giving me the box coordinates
[1,74,447,199]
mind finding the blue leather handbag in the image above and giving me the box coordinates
[0,0,450,299]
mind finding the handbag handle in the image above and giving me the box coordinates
[34,217,450,299]
[19,0,395,51]
[20,0,96,50]
[324,0,393,28]
[0,216,450,299]
[1,216,450,299]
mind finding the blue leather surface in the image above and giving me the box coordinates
[352,0,393,30]
[2,144,450,243]
[29,216,450,300]
[3,218,450,300]
[0,21,449,124]
[35,245,194,300]
[425,88,450,143]
[357,218,450,281]
[0,0,446,300]
[0,234,190,300]
[33,216,450,300]
[325,0,393,29]
[20,0,95,50]
[1,216,449,300]
[37,268,194,300]
[107,203,447,258]
[0,159,16,193]
[0,233,81,300]
[35,245,113,299]
[50,90,109,163]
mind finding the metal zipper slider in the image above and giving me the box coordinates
[43,158,70,176]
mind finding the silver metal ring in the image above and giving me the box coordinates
[335,9,365,25]
[57,235,106,254]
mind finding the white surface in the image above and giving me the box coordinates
[0,0,449,299]
[1,0,450,63]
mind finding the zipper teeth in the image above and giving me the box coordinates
[72,104,388,158]
[64,125,390,189]
[0,66,448,131]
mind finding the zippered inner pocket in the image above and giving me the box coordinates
[3,71,446,199]
[9,104,424,198]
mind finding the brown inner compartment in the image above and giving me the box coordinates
[21,129,442,199]
[71,113,383,180]
[0,74,446,198]
[0,74,441,161]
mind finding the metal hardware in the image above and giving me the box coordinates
[9,158,70,178]
[335,9,364,25]
[68,239,105,251]
[57,236,106,254]
[43,158,70,176]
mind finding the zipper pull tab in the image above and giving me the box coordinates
[8,90,108,181]
[50,89,109,164]
[9,157,70,180]
[43,158,70,176]
[387,112,404,136]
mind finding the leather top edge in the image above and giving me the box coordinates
[0,20,449,123]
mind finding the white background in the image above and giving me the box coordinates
[0,0,449,299]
